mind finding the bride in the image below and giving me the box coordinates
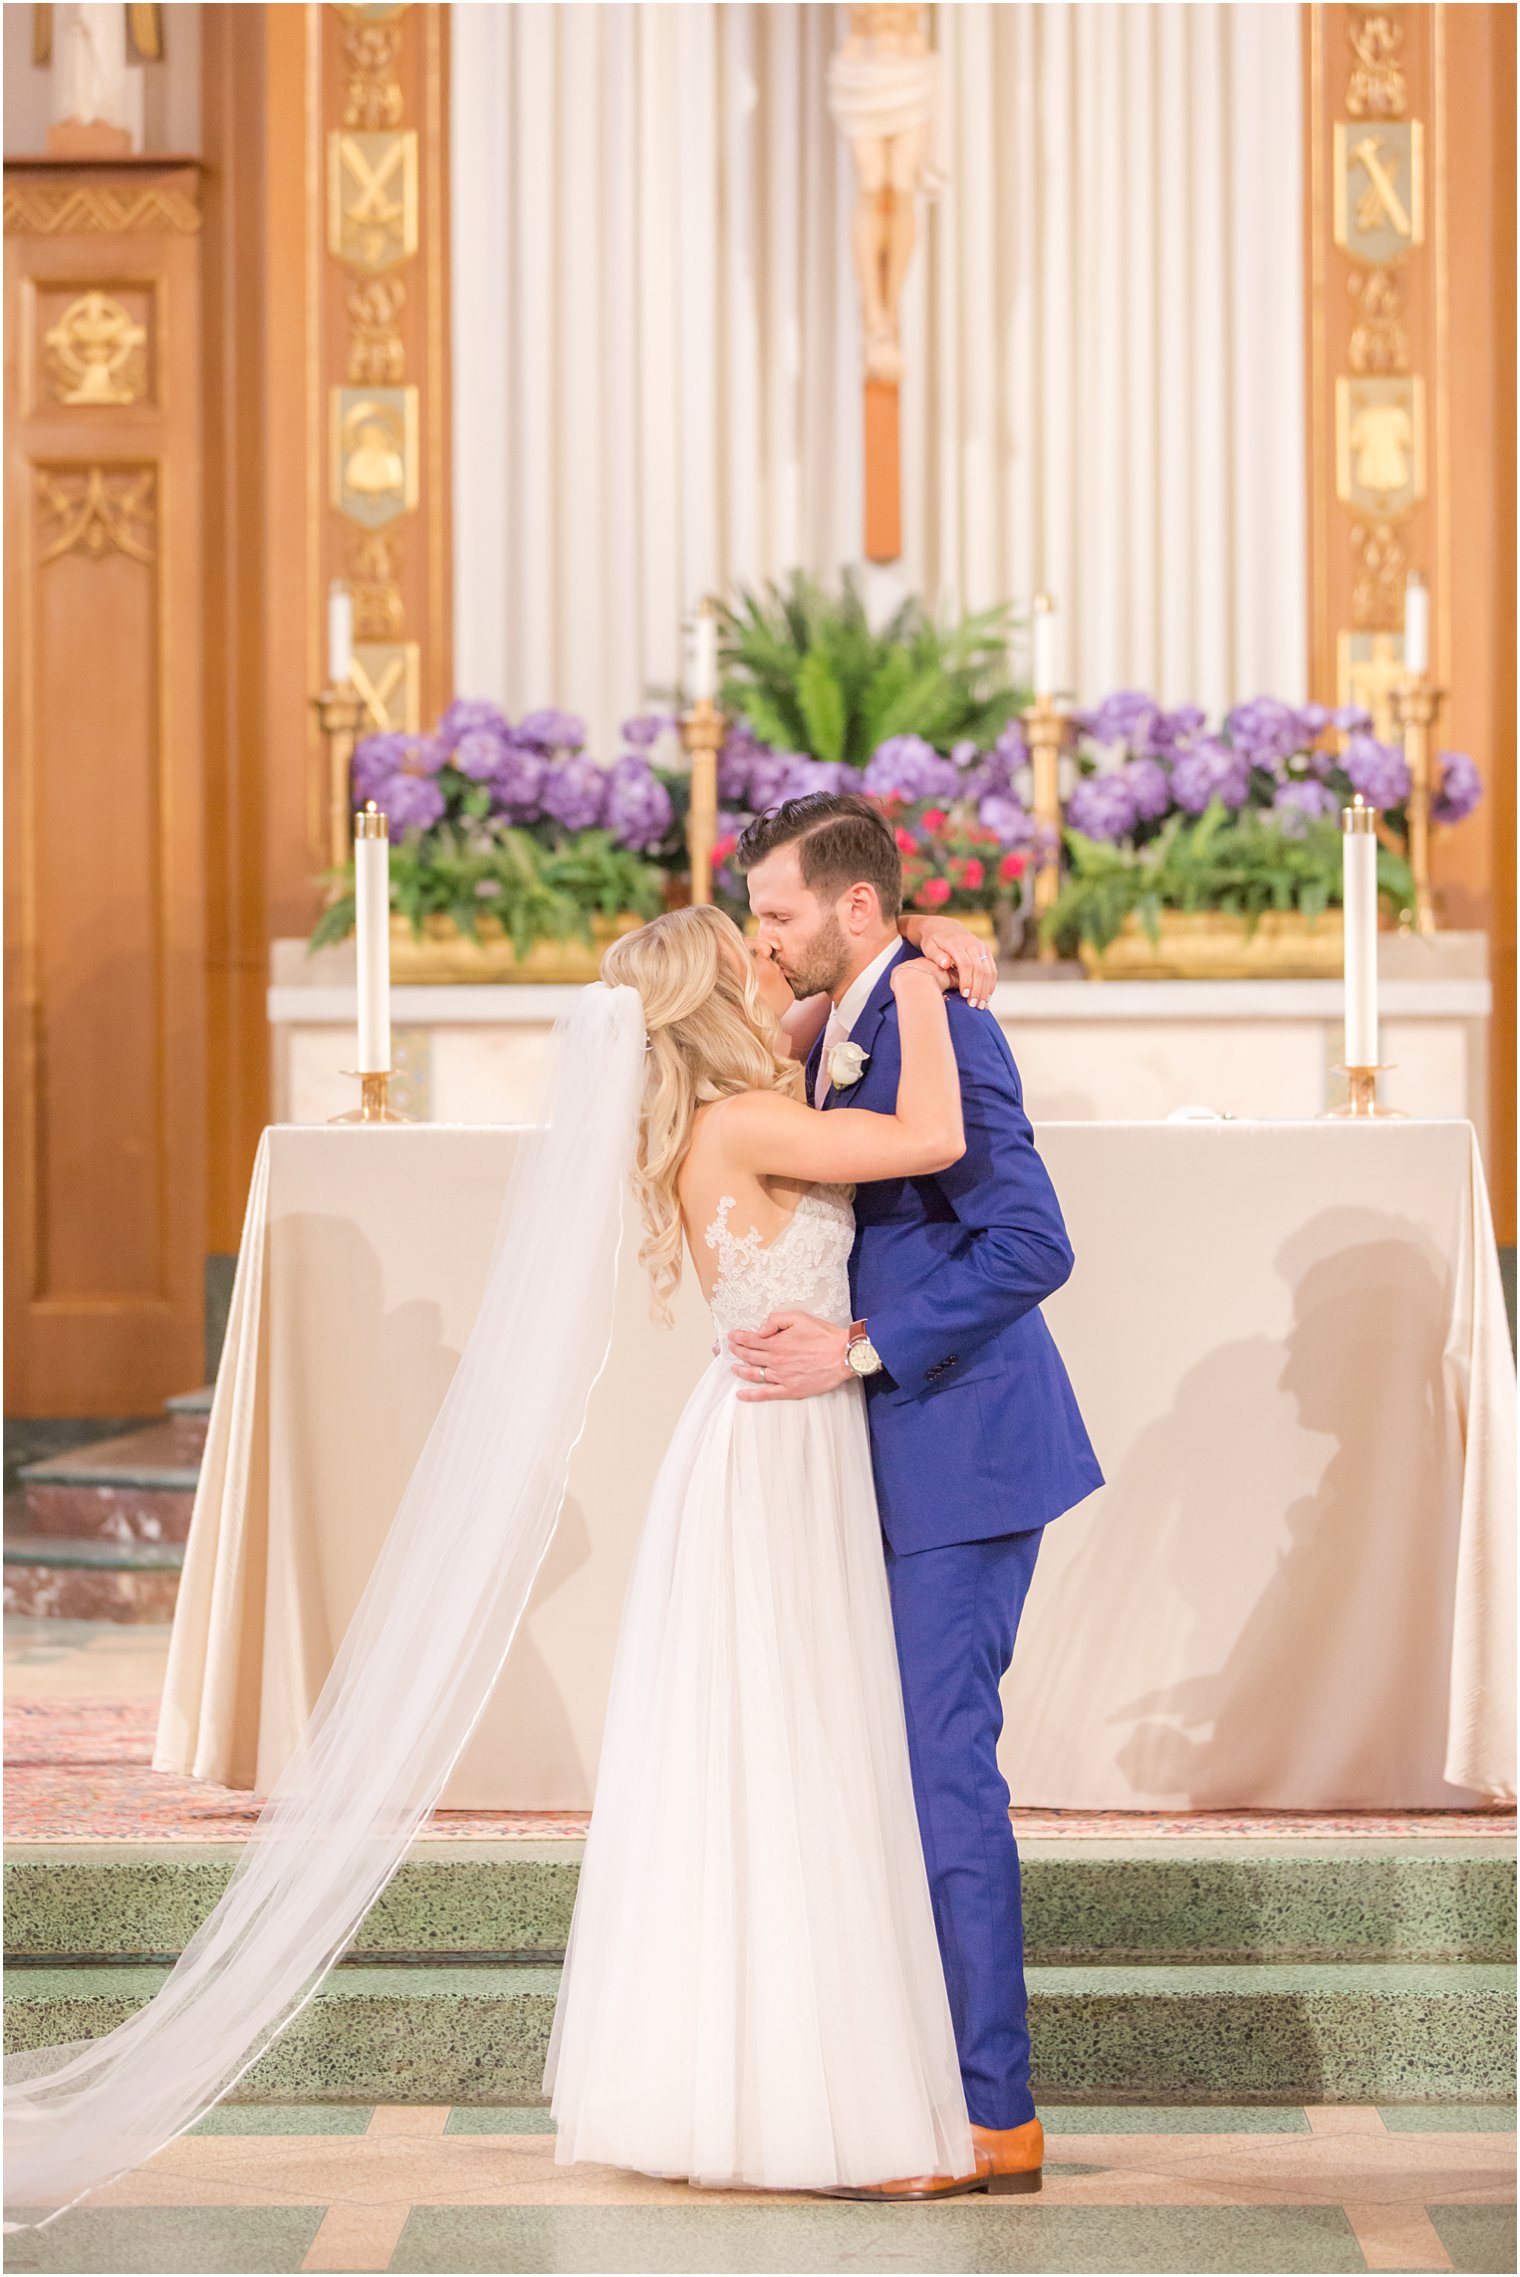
[4,902,1000,2230]
[548,903,982,2193]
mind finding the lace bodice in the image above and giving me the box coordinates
[702,1184,855,1341]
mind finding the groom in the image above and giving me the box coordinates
[732,792,1104,2202]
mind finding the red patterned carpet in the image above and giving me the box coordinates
[7,1696,1515,1844]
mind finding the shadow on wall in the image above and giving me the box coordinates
[1014,1207,1485,1812]
[1108,1212,1475,1808]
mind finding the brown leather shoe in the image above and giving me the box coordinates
[816,2165,990,2203]
[969,2115,1044,2194]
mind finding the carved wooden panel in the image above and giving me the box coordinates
[4,161,206,1413]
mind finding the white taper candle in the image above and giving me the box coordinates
[1403,571,1429,678]
[1343,796,1378,1068]
[329,580,354,687]
[691,600,719,704]
[1032,592,1057,699]
[354,802,391,1075]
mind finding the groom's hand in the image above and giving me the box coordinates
[731,1312,850,1400]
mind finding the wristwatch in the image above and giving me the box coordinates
[846,1319,883,1377]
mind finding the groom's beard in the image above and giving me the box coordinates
[780,914,851,1003]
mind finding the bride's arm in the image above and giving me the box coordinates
[723,960,964,1184]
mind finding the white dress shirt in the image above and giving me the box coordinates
[813,936,903,1107]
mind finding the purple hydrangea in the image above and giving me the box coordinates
[862,734,961,802]
[1225,696,1308,772]
[978,793,1037,848]
[539,753,607,832]
[1343,733,1411,809]
[1067,770,1141,843]
[452,727,511,783]
[604,754,674,850]
[1330,704,1374,736]
[435,698,509,753]
[745,747,803,814]
[619,712,671,748]
[516,707,587,754]
[1121,755,1174,821]
[1170,739,1253,816]
[781,755,851,800]
[714,728,755,810]
[352,731,447,827]
[1081,689,1160,749]
[489,743,548,820]
[1272,779,1341,836]
[1433,750,1482,824]
[381,773,447,833]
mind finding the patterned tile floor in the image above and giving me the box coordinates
[3,2105,1514,2273]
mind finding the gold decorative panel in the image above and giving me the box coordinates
[352,641,421,732]
[40,286,152,407]
[4,178,200,235]
[34,464,156,562]
[1335,373,1425,516]
[327,130,418,272]
[1333,121,1424,261]
[330,385,418,527]
[1336,629,1406,744]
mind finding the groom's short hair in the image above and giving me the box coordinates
[735,793,903,920]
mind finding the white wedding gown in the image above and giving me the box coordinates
[545,1182,974,2191]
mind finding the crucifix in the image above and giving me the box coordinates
[827,4,944,564]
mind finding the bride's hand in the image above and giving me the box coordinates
[892,955,953,999]
[901,913,999,1009]
[749,936,795,1023]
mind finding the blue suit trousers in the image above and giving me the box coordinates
[883,1524,1045,2130]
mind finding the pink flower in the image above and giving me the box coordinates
[998,851,1028,884]
[962,857,985,890]
[894,827,917,854]
[917,876,952,909]
[920,807,948,833]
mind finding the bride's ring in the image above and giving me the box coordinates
[757,1365,767,1382]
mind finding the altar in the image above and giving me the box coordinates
[267,934,1496,1173]
[156,1117,1515,1816]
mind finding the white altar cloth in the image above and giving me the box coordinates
[156,1120,1516,1811]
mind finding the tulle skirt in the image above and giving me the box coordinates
[544,1355,973,2191]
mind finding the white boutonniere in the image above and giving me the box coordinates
[827,1040,870,1092]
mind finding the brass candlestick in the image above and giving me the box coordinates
[1324,1063,1404,1118]
[1022,695,1067,962]
[682,697,725,905]
[315,683,366,882]
[1392,676,1441,936]
[329,1068,409,1124]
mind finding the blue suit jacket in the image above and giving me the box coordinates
[808,942,1104,1553]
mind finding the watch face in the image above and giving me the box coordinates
[848,1337,881,1376]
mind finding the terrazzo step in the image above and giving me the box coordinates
[4,1960,1512,2106]
[5,1839,1512,1966]
[1,1535,184,1623]
[162,1385,213,1465]
[16,1422,200,1548]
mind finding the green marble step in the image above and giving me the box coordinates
[4,1960,1512,2106]
[2,1535,185,1571]
[5,1838,1512,1965]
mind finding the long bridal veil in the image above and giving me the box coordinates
[5,983,647,2232]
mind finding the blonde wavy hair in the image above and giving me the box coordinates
[601,905,795,1321]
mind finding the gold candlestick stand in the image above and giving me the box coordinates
[1392,676,1441,936]
[682,697,725,904]
[330,1068,408,1124]
[315,683,367,884]
[1324,1063,1403,1118]
[1022,696,1067,962]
